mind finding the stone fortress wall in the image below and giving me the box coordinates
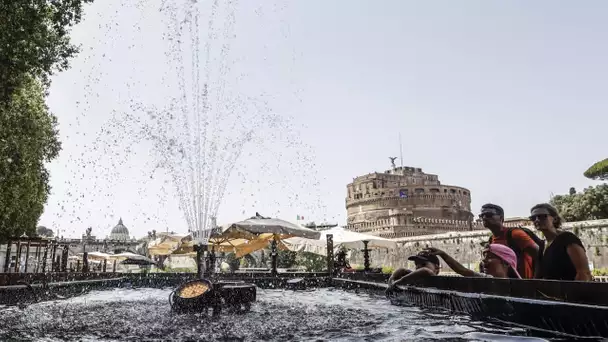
[345,165,476,238]
[349,219,608,271]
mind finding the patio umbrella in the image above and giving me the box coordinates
[216,213,320,240]
[147,234,190,256]
[109,252,149,260]
[78,251,112,260]
[284,226,397,256]
[210,213,321,257]
[121,257,156,266]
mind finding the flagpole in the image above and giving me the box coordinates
[399,133,404,167]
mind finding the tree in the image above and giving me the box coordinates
[295,252,326,272]
[0,77,61,242]
[0,0,94,102]
[277,250,297,268]
[36,225,54,237]
[0,0,93,242]
[584,158,608,181]
[224,252,240,272]
[550,184,608,222]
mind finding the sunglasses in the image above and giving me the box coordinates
[482,252,499,261]
[479,212,498,219]
[529,214,549,221]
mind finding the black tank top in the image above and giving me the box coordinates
[538,231,584,281]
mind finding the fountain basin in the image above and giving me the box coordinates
[0,287,534,342]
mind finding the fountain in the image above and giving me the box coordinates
[148,0,262,312]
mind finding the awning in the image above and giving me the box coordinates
[283,227,397,256]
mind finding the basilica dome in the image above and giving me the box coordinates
[109,218,130,241]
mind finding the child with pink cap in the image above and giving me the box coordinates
[423,243,521,279]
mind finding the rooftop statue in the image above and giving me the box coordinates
[389,157,398,169]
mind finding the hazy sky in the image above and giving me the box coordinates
[41,0,607,239]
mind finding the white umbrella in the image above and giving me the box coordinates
[216,213,321,240]
[79,251,113,260]
[284,227,397,256]
[109,252,148,260]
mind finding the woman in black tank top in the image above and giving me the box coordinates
[530,203,592,281]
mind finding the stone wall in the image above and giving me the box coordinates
[349,219,608,271]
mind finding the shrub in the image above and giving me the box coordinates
[381,266,394,274]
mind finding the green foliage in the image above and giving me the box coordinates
[584,158,608,181]
[0,0,93,242]
[550,184,608,222]
[294,252,326,272]
[277,249,297,268]
[224,252,240,271]
[239,254,258,268]
[0,78,61,242]
[36,225,54,237]
[592,268,608,276]
[381,266,394,274]
[0,0,93,101]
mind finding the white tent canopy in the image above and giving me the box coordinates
[283,227,397,256]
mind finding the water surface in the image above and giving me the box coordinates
[0,287,549,341]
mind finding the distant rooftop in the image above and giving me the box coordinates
[302,222,338,231]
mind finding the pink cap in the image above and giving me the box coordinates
[486,243,521,279]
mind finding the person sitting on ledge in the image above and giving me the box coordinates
[387,251,440,292]
[423,244,521,278]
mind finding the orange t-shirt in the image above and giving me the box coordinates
[491,228,536,279]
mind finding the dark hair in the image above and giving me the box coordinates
[481,203,504,219]
[507,267,519,279]
[531,203,563,228]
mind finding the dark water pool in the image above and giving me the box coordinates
[0,287,550,341]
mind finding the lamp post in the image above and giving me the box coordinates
[362,240,370,271]
[82,227,92,273]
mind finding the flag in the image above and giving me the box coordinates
[297,215,304,221]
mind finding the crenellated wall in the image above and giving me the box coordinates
[349,219,608,271]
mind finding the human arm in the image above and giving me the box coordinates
[423,247,477,277]
[567,243,593,281]
[390,267,434,287]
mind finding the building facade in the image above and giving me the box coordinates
[345,165,480,238]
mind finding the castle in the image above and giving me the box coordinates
[345,164,483,238]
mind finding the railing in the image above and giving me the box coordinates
[442,272,608,281]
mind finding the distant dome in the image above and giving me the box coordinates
[110,218,130,241]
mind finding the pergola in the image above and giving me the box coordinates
[2,235,70,273]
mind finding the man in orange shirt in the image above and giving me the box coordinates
[480,204,540,279]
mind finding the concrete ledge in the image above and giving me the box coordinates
[0,277,126,306]
[334,275,608,339]
[389,285,608,339]
[0,272,331,306]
